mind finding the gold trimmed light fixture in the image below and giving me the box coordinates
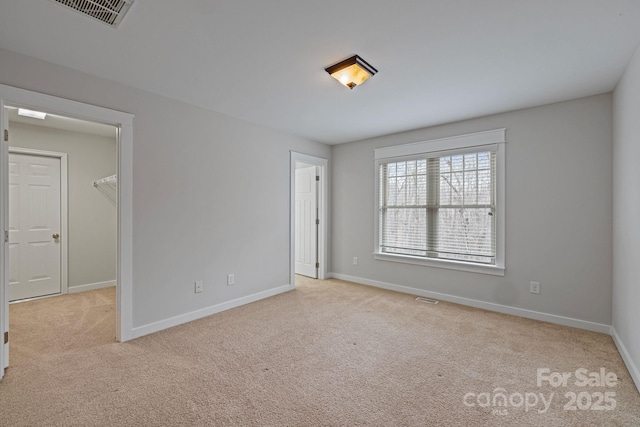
[325,55,378,90]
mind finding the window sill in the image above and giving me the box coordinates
[373,252,505,276]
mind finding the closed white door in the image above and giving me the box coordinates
[8,153,61,301]
[295,165,318,278]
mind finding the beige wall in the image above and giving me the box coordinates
[0,48,331,329]
[331,93,613,327]
[613,42,640,388]
[9,121,117,291]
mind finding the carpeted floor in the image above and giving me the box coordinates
[1,277,639,426]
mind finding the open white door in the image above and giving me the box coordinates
[295,165,318,278]
[290,152,328,287]
[1,103,9,377]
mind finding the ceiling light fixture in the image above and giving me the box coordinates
[325,55,378,90]
[18,108,47,120]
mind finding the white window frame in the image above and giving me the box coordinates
[374,129,506,276]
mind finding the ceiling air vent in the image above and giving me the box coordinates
[50,0,134,28]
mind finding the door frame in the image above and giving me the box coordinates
[290,152,328,286]
[8,147,69,297]
[0,84,134,380]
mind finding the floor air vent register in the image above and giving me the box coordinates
[415,297,439,304]
[49,0,134,28]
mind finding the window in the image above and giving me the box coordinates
[374,129,505,275]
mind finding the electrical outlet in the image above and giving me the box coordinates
[353,257,358,266]
[530,281,540,295]
[227,274,235,286]
[195,281,203,293]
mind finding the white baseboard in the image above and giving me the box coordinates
[68,280,116,294]
[131,284,294,339]
[329,273,611,334]
[611,327,640,393]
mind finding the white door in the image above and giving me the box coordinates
[8,153,61,301]
[2,107,8,374]
[295,165,318,278]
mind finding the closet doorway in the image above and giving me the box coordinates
[7,108,117,302]
[0,84,134,381]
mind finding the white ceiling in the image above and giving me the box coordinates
[1,1,639,144]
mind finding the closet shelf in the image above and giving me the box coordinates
[93,174,117,187]
[93,174,117,204]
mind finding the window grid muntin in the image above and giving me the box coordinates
[380,149,496,265]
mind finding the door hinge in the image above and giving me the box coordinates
[316,219,319,225]
[3,129,7,142]
[316,175,319,181]
[3,332,7,344]
[4,230,7,243]
[316,262,320,269]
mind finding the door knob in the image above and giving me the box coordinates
[52,233,60,239]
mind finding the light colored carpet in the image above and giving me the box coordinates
[1,277,639,426]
